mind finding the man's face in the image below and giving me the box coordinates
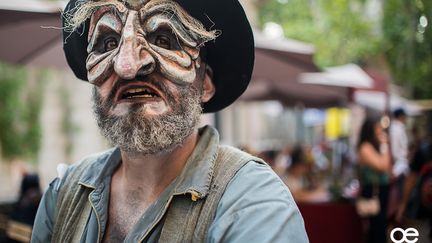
[87,0,206,115]
[86,0,214,154]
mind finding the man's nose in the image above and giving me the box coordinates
[113,12,155,80]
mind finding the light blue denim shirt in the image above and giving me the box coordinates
[32,126,308,242]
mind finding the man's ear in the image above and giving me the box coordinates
[201,65,215,103]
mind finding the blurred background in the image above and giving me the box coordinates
[0,0,431,242]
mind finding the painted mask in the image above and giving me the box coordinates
[85,0,216,86]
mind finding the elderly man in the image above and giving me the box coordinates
[32,0,308,242]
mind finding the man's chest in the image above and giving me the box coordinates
[101,189,153,243]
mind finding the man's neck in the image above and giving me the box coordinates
[115,130,199,197]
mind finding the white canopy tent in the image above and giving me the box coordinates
[299,64,374,89]
[354,89,422,116]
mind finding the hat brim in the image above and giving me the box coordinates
[62,0,254,113]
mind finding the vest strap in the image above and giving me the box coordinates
[159,145,264,242]
[51,157,94,243]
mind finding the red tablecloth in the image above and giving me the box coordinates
[298,202,364,243]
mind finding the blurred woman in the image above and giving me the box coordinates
[282,145,328,202]
[357,116,392,243]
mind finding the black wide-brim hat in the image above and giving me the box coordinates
[62,0,254,113]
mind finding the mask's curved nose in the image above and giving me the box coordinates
[113,11,155,80]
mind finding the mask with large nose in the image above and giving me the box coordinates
[85,0,214,86]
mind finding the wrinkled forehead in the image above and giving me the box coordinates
[88,0,190,32]
[85,0,215,47]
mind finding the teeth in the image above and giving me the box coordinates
[128,88,149,94]
[122,87,157,99]
[127,94,154,99]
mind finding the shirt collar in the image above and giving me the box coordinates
[171,125,219,200]
[78,147,122,188]
[78,126,220,200]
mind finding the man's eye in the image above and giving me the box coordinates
[155,35,171,49]
[104,38,118,52]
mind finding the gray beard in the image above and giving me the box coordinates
[92,83,202,155]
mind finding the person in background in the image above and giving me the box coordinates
[274,145,293,176]
[11,174,42,226]
[258,149,278,169]
[282,145,327,202]
[357,116,392,243]
[419,165,432,240]
[5,174,42,243]
[396,134,432,239]
[388,108,409,221]
[390,108,409,178]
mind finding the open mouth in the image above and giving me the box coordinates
[116,83,163,103]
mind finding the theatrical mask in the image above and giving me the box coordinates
[84,0,216,85]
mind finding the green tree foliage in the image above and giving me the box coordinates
[259,0,432,98]
[259,0,382,67]
[383,0,432,98]
[0,63,45,161]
